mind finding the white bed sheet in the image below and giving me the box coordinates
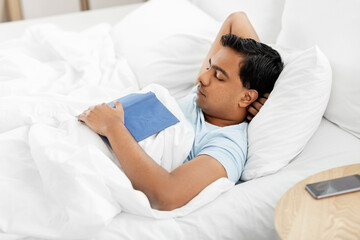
[95,118,360,240]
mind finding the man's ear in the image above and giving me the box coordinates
[238,89,258,108]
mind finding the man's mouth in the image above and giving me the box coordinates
[197,87,206,97]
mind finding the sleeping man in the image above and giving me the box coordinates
[78,12,284,211]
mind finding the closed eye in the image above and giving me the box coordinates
[215,72,224,81]
[208,58,229,80]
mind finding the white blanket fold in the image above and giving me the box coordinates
[0,24,233,239]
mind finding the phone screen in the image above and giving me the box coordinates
[305,174,360,199]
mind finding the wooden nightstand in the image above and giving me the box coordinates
[274,164,360,240]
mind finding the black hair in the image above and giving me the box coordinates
[221,33,284,97]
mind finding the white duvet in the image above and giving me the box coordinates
[0,24,233,239]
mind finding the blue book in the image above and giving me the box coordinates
[101,91,179,146]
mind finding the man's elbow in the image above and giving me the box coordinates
[150,188,185,211]
[228,11,248,21]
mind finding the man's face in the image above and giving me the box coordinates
[196,47,247,121]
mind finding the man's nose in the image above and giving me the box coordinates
[198,72,210,86]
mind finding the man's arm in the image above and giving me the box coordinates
[78,102,227,211]
[197,12,259,81]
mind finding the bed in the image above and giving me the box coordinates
[0,0,359,239]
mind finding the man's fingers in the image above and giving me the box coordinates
[78,113,84,122]
[114,101,123,108]
[78,110,90,122]
[247,93,269,121]
[252,101,263,111]
[247,105,258,116]
[114,101,124,113]
[258,97,266,105]
[258,93,269,105]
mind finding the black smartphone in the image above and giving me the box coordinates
[305,174,360,199]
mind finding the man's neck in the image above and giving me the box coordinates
[203,113,246,127]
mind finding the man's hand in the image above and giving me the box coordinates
[247,93,269,121]
[78,101,124,136]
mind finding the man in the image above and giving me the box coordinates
[78,12,283,211]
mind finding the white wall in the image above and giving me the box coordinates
[21,0,80,19]
[0,0,7,22]
[0,0,145,22]
[89,0,144,10]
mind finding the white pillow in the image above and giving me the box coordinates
[276,0,360,139]
[241,46,332,181]
[111,0,220,99]
[189,0,285,44]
